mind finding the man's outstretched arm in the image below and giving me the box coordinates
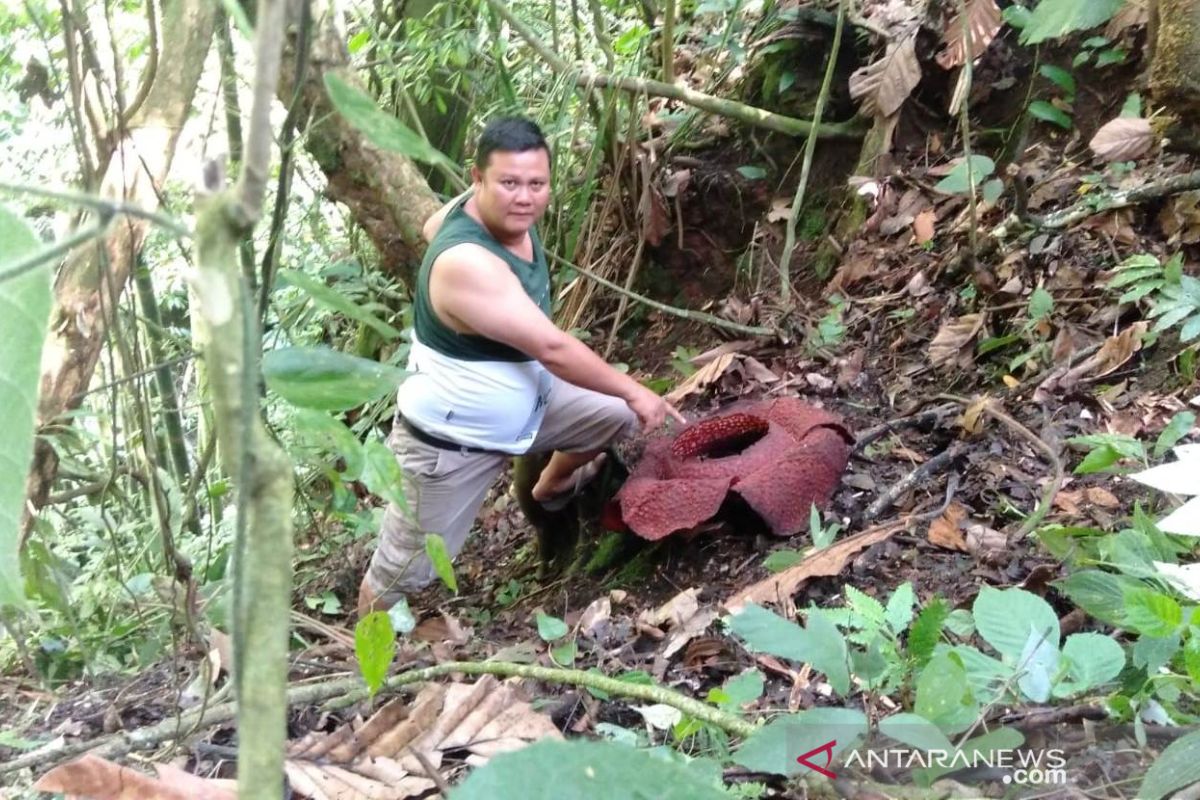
[432,246,684,430]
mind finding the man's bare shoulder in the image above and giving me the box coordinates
[434,243,510,281]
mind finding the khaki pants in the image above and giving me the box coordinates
[364,377,637,605]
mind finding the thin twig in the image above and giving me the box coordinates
[0,222,107,285]
[1,660,756,775]
[779,0,844,303]
[939,395,1064,543]
[547,251,772,337]
[852,403,959,455]
[954,0,979,270]
[863,443,966,522]
[0,182,189,236]
[486,0,863,141]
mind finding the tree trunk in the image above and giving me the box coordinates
[1150,0,1200,121]
[278,6,440,291]
[24,0,216,519]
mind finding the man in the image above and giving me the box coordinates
[358,117,683,615]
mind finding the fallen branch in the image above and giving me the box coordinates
[940,395,1064,543]
[547,251,773,337]
[3,659,755,777]
[863,443,966,522]
[852,403,959,455]
[486,0,863,141]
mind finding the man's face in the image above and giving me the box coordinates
[472,148,551,240]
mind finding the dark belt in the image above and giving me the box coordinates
[399,415,492,454]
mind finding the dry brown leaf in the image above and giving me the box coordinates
[966,523,1007,558]
[849,34,921,118]
[1158,191,1200,244]
[690,339,756,367]
[936,0,1003,69]
[928,502,969,551]
[928,313,985,369]
[665,351,736,404]
[828,251,876,292]
[35,754,236,800]
[1055,487,1122,515]
[740,356,780,384]
[1060,322,1148,388]
[957,396,990,435]
[912,209,936,244]
[767,197,792,223]
[1089,117,1153,162]
[639,587,717,658]
[281,676,562,798]
[1105,0,1149,37]
[725,521,907,613]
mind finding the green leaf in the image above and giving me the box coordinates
[736,165,767,180]
[727,603,812,661]
[424,533,458,593]
[944,609,975,637]
[325,74,461,176]
[915,651,977,734]
[1016,626,1059,702]
[934,155,996,195]
[0,204,49,610]
[277,269,402,339]
[715,669,764,712]
[1140,728,1200,800]
[1054,632,1124,696]
[879,712,954,752]
[1120,280,1163,304]
[806,610,850,695]
[1028,286,1055,321]
[907,598,948,664]
[1021,0,1124,44]
[1097,47,1127,67]
[982,178,1004,204]
[885,582,915,635]
[1121,92,1144,118]
[347,29,371,54]
[733,707,867,776]
[1108,264,1163,288]
[537,611,569,642]
[973,586,1060,661]
[1133,632,1180,673]
[550,639,577,666]
[1074,445,1121,474]
[360,439,407,511]
[1038,64,1076,98]
[1028,100,1073,129]
[1181,314,1200,343]
[387,597,416,634]
[1155,411,1197,459]
[763,549,805,573]
[977,333,1021,355]
[844,585,886,630]
[354,611,395,696]
[455,738,730,799]
[291,409,365,478]
[1123,586,1183,637]
[1002,4,1033,28]
[263,346,407,411]
[1055,570,1140,625]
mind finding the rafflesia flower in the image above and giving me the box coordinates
[614,397,853,540]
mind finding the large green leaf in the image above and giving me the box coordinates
[915,651,978,735]
[733,707,867,777]
[1054,570,1139,625]
[1054,632,1125,696]
[360,439,407,511]
[973,586,1060,662]
[324,73,461,176]
[277,269,403,339]
[912,727,1024,787]
[0,205,49,609]
[262,346,406,410]
[1021,0,1124,44]
[934,155,995,195]
[354,610,395,696]
[452,738,729,799]
[878,712,954,753]
[1140,728,1200,800]
[728,605,848,695]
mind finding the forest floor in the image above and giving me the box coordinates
[5,35,1200,800]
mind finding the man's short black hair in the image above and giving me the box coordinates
[475,117,550,170]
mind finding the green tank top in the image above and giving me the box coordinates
[413,198,551,362]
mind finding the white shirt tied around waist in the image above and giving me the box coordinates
[397,336,552,454]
